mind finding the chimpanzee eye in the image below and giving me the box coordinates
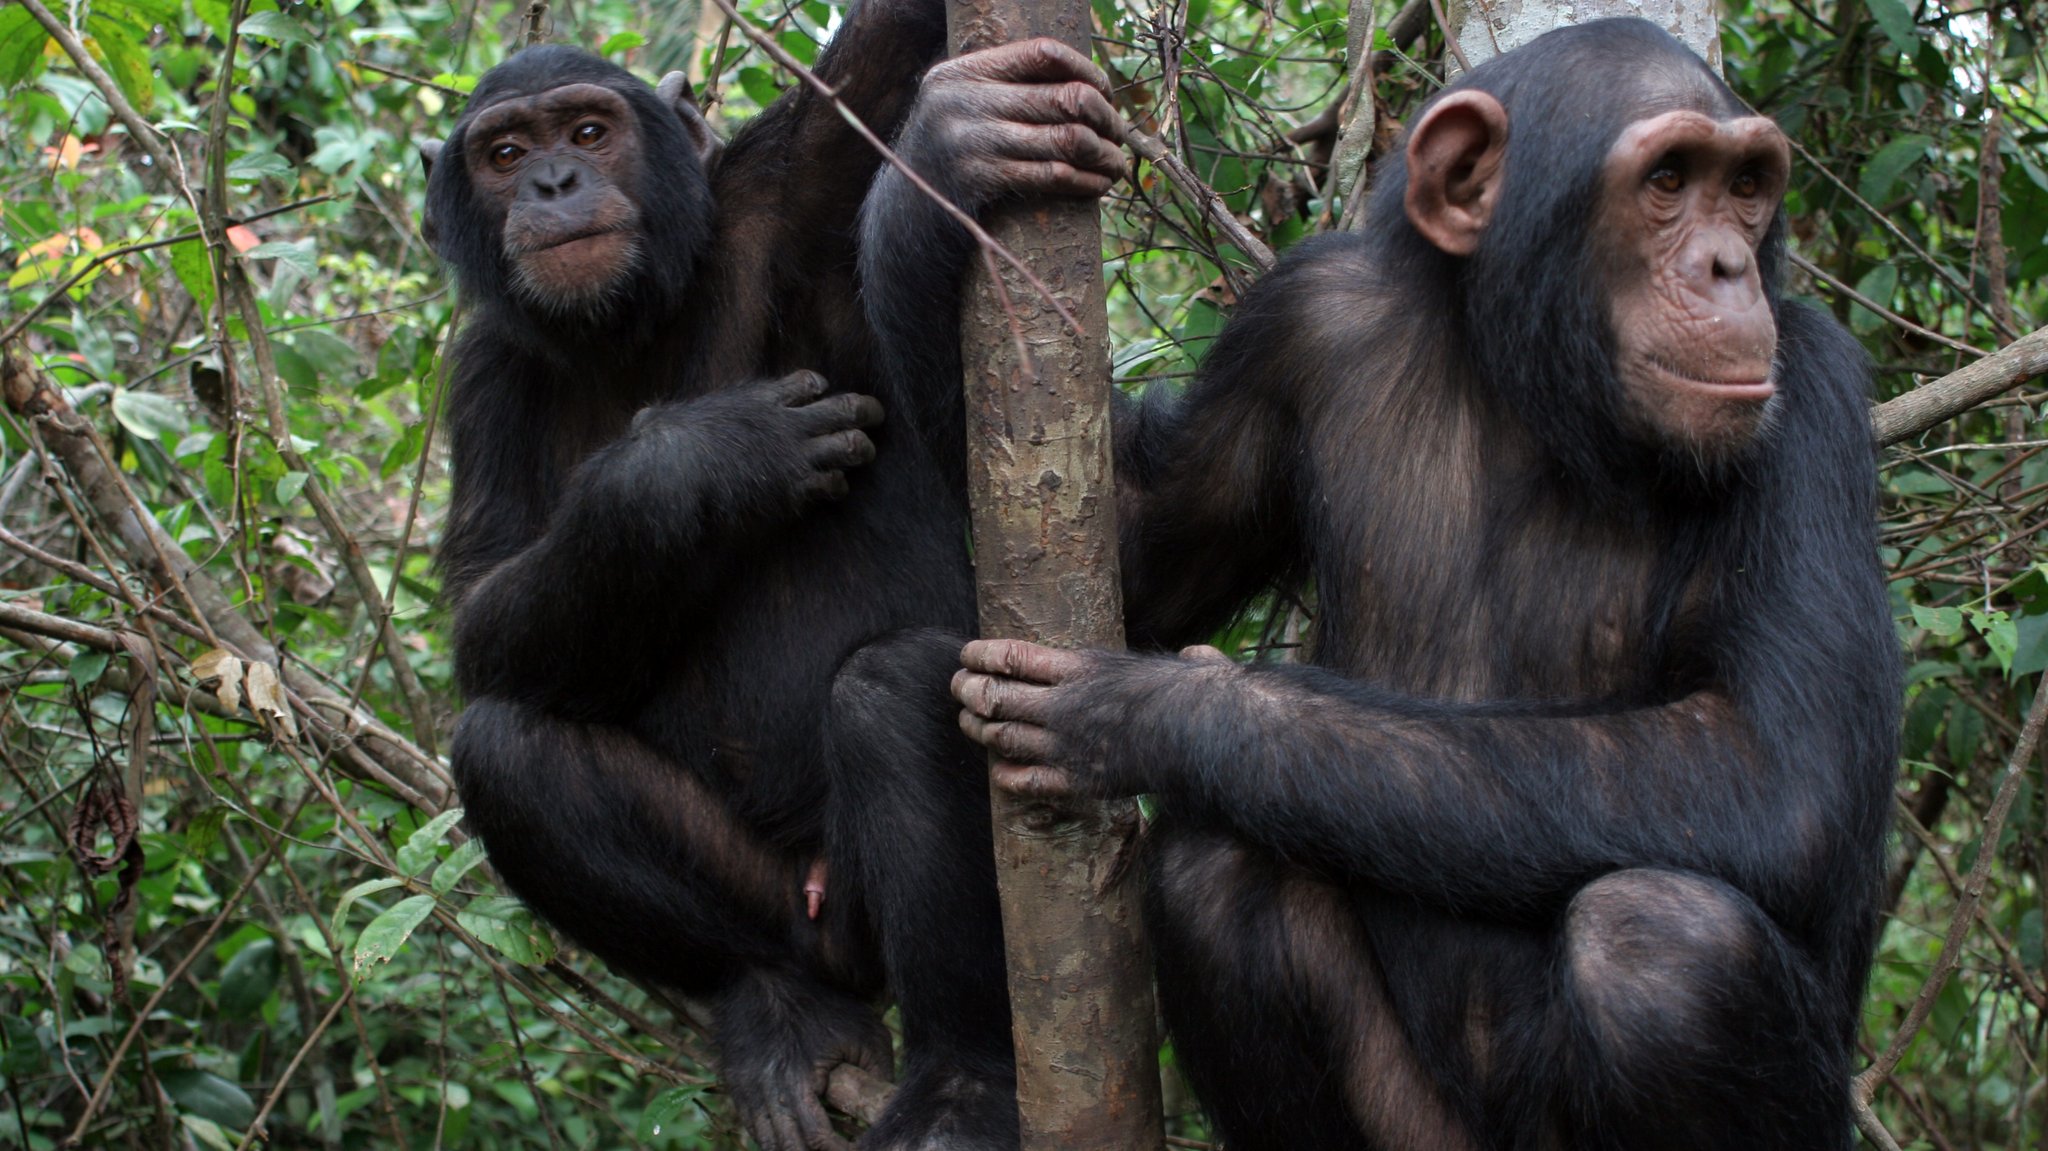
[573,122,606,146]
[1647,165,1684,194]
[490,142,525,170]
[1730,168,1762,198]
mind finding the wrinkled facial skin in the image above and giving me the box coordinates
[1597,111,1790,455]
[465,83,645,311]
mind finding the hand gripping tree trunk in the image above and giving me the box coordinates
[949,2,1166,1149]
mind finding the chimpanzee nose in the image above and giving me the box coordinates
[530,161,579,199]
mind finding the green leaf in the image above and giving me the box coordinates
[737,66,780,107]
[600,30,647,56]
[0,7,51,88]
[431,837,487,894]
[395,808,464,876]
[379,420,426,479]
[638,1084,708,1141]
[226,152,294,182]
[1865,0,1918,54]
[274,471,308,505]
[352,894,435,981]
[239,9,310,42]
[167,240,216,317]
[217,938,280,1017]
[1911,604,1963,636]
[84,23,150,113]
[160,1068,256,1131]
[329,875,403,940]
[457,896,555,966]
[69,649,109,687]
[1967,607,2017,676]
[112,388,190,441]
[1857,135,1932,205]
[244,239,317,280]
[1849,263,1897,336]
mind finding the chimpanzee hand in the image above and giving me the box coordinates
[952,640,1233,798]
[634,370,884,514]
[896,38,1127,214]
[713,973,891,1151]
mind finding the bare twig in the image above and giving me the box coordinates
[1792,252,1986,358]
[1123,122,1277,272]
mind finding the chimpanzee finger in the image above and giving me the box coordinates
[793,1096,852,1151]
[947,38,1112,97]
[801,470,852,502]
[769,1106,805,1151]
[989,761,1076,799]
[950,667,1060,722]
[796,391,885,432]
[959,711,1060,764]
[960,638,1093,685]
[973,119,1125,181]
[744,1106,782,1151]
[769,369,831,405]
[807,428,876,471]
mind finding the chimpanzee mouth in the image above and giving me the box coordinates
[523,227,627,254]
[1651,359,1777,402]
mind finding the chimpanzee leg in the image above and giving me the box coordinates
[826,628,1018,1151]
[453,699,891,1151]
[1556,868,1848,1151]
[1146,825,1479,1151]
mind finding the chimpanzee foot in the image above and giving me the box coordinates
[714,973,891,1151]
[859,1065,1019,1151]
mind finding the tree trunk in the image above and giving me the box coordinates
[1448,0,1722,69]
[948,3,1166,1149]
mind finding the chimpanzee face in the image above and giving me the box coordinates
[461,82,649,311]
[1596,110,1790,456]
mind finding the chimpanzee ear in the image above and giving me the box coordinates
[657,71,723,172]
[417,140,445,251]
[1403,90,1509,257]
[418,138,445,180]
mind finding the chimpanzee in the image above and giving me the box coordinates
[421,12,1029,1148]
[936,19,1898,1151]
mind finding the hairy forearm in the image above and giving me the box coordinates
[1071,657,1855,915]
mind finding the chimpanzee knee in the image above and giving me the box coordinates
[1561,868,1847,1148]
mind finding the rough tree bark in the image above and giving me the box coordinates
[948,2,1166,1148]
[1448,0,1722,67]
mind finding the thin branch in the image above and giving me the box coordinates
[1122,121,1277,272]
[1873,324,2048,446]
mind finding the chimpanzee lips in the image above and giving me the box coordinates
[1651,359,1777,403]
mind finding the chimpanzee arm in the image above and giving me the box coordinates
[1113,242,1384,647]
[960,308,1898,923]
[858,39,1125,451]
[446,368,880,714]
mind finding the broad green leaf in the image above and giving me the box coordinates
[329,875,403,940]
[601,30,647,56]
[226,152,293,182]
[112,388,189,441]
[1857,135,1933,205]
[395,808,464,876]
[69,649,109,686]
[738,66,780,107]
[352,894,435,980]
[83,24,150,113]
[167,240,216,317]
[160,1068,256,1130]
[239,9,310,42]
[1911,604,1963,636]
[0,7,50,87]
[431,837,487,895]
[1865,0,1917,54]
[1849,263,1897,336]
[457,896,555,966]
[274,471,308,505]
[217,938,280,1017]
[244,239,317,280]
[638,1084,708,1141]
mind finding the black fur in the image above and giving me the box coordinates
[430,14,1021,1149]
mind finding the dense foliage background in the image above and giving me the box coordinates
[0,0,2042,1146]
